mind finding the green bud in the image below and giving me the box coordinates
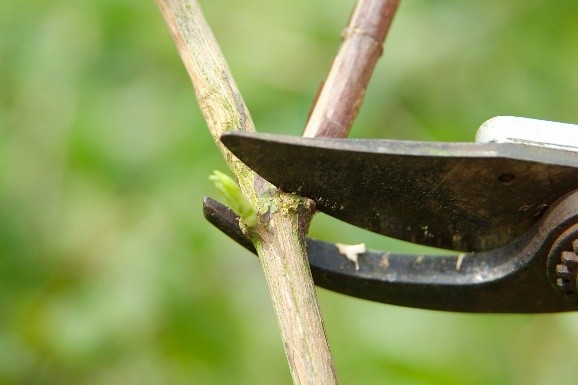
[209,170,257,227]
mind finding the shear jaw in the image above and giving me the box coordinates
[219,119,578,252]
[205,117,578,313]
[204,188,578,313]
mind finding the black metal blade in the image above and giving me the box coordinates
[203,196,578,313]
[221,132,578,251]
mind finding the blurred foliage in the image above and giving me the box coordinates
[2,0,578,384]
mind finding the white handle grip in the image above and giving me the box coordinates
[476,116,578,151]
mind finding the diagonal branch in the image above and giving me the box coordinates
[304,0,400,138]
[156,1,337,384]
[157,0,400,384]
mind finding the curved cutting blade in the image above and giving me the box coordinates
[221,132,578,251]
[203,196,578,313]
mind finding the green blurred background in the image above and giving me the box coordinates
[2,0,578,384]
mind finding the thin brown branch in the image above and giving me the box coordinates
[157,0,400,383]
[156,1,338,384]
[303,0,400,138]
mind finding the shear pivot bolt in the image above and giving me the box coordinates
[555,239,578,302]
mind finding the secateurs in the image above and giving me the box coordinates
[203,116,578,313]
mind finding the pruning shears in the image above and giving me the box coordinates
[203,116,578,313]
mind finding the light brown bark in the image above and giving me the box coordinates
[304,0,400,138]
[157,0,400,383]
[156,1,338,384]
